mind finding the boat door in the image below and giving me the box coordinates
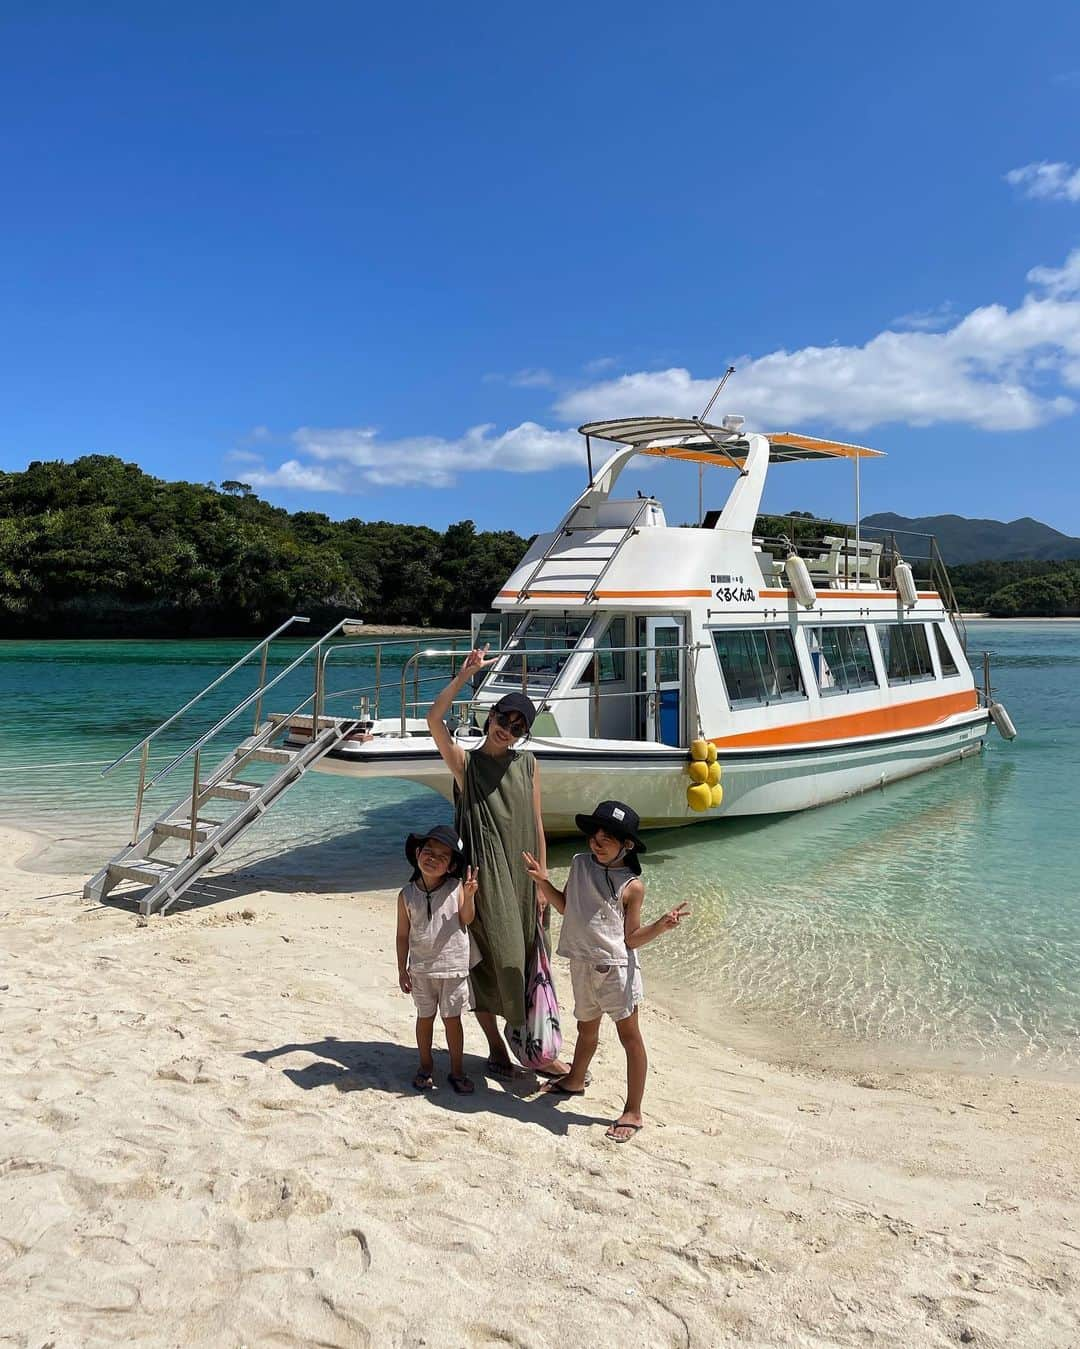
[638,616,685,745]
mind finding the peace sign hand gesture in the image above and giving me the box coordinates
[657,902,690,932]
[462,865,479,903]
[461,645,497,678]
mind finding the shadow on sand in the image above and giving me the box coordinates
[244,1035,610,1138]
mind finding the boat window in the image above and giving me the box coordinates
[934,624,959,676]
[711,627,807,708]
[878,623,935,684]
[491,615,590,688]
[806,625,878,695]
[576,616,627,684]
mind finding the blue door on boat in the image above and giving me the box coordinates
[643,617,684,745]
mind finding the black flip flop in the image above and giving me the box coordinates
[605,1120,642,1142]
[534,1066,592,1086]
[413,1070,435,1091]
[485,1058,518,1080]
[541,1077,585,1097]
[448,1073,475,1095]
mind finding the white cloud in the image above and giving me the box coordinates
[290,421,583,489]
[245,458,346,492]
[555,259,1080,432]
[1026,247,1080,297]
[889,303,956,332]
[483,367,556,388]
[1006,161,1080,202]
[241,248,1080,493]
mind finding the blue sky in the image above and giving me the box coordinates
[4,1,1080,535]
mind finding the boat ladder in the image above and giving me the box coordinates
[516,496,656,601]
[84,615,362,916]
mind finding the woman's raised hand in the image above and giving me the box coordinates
[461,644,496,677]
[521,850,547,883]
[657,902,690,931]
[462,865,479,903]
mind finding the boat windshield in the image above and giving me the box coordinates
[489,615,590,689]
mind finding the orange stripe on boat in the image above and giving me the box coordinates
[497,588,712,599]
[710,689,979,749]
[758,589,940,601]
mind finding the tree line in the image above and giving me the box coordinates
[0,458,1075,636]
[0,456,528,636]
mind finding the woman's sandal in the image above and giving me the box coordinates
[484,1058,518,1080]
[413,1069,435,1091]
[448,1073,475,1095]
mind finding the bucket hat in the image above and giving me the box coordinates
[574,800,647,874]
[404,824,467,879]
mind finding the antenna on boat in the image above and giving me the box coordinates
[697,366,736,521]
[699,365,736,423]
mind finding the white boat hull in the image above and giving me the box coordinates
[291,711,990,834]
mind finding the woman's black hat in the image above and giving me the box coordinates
[404,824,467,878]
[491,690,537,729]
[575,800,647,873]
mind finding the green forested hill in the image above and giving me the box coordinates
[2,457,1077,633]
[0,457,529,636]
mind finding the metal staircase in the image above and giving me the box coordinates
[84,615,364,916]
[516,497,656,601]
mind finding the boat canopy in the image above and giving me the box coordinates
[578,417,885,463]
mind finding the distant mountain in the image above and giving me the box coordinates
[860,512,1080,565]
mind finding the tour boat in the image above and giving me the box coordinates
[282,414,1015,833]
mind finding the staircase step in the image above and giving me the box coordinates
[154,820,214,842]
[206,780,262,801]
[243,747,296,765]
[108,859,175,886]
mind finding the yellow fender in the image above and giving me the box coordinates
[686,783,711,812]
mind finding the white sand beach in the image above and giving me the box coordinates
[2,823,1078,1348]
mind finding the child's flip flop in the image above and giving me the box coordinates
[541,1077,585,1097]
[605,1120,642,1142]
[413,1070,435,1091]
[448,1073,475,1095]
[534,1067,592,1086]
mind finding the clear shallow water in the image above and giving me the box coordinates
[2,624,1078,1076]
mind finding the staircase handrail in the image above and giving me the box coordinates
[143,616,361,790]
[101,614,312,777]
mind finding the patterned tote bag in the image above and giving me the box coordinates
[507,928,563,1068]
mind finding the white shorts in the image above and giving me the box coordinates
[410,974,472,1019]
[569,959,643,1023]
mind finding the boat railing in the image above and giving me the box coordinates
[389,640,707,741]
[754,514,966,643]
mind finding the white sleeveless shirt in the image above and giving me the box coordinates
[556,853,638,967]
[402,878,474,977]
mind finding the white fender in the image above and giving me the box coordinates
[784,553,817,609]
[989,702,1017,740]
[894,560,918,607]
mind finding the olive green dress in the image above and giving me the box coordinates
[455,748,540,1029]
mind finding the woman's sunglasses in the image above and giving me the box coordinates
[493,710,528,736]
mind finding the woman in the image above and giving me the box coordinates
[427,647,570,1078]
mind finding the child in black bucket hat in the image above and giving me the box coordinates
[524,800,689,1142]
[396,824,479,1093]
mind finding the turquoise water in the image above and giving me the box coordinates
[2,624,1078,1076]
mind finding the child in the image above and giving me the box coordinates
[523,800,688,1142]
[396,824,479,1094]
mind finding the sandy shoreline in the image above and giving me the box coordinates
[3,826,1079,1347]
